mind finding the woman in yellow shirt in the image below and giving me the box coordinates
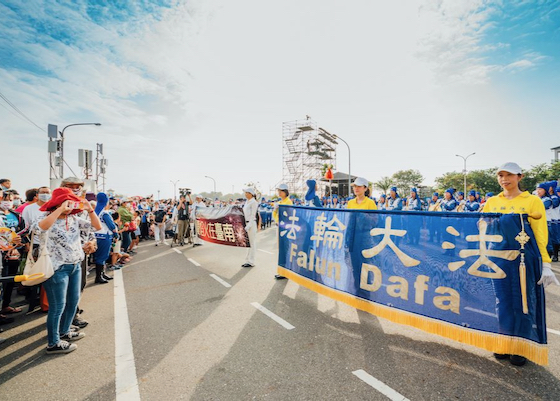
[273,184,293,280]
[273,184,293,223]
[347,177,377,210]
[483,162,558,366]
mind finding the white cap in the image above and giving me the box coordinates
[352,177,368,187]
[243,187,256,196]
[276,184,289,191]
[194,194,203,199]
[497,162,522,175]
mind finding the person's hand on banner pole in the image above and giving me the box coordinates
[538,263,560,288]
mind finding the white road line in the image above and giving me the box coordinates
[352,369,409,401]
[251,302,295,330]
[114,269,141,401]
[547,328,560,336]
[187,257,201,267]
[173,248,182,254]
[464,306,498,318]
[209,274,232,288]
[163,241,169,246]
[258,249,274,255]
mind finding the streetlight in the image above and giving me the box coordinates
[205,176,216,196]
[170,180,180,200]
[59,122,102,178]
[456,152,476,195]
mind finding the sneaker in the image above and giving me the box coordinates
[72,317,89,329]
[493,353,509,360]
[70,325,80,332]
[60,331,86,342]
[46,340,77,354]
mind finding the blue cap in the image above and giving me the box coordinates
[537,182,549,191]
[433,192,439,197]
[468,190,476,197]
[475,191,480,196]
[445,188,455,195]
[458,191,464,196]
[486,192,494,197]
[410,188,417,193]
[390,187,397,192]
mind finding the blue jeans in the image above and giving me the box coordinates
[121,231,131,252]
[43,263,81,347]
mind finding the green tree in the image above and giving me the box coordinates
[434,171,464,193]
[468,168,501,194]
[391,169,424,191]
[374,176,393,195]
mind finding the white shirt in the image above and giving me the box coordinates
[33,215,92,271]
[243,198,258,227]
[22,203,45,228]
[191,201,207,220]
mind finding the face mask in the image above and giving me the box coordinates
[0,201,13,210]
[13,199,21,207]
[72,188,82,196]
[39,194,52,202]
[0,185,8,191]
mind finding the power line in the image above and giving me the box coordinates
[0,89,45,132]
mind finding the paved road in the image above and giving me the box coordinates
[2,228,560,400]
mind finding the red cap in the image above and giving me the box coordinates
[39,187,83,214]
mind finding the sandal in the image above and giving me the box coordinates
[1,307,22,314]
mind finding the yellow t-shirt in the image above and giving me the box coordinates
[483,191,550,263]
[273,197,293,223]
[347,197,378,210]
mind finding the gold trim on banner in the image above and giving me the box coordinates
[277,266,548,366]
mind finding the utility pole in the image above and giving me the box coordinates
[456,152,476,195]
[170,180,180,200]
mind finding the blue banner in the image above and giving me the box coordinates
[278,206,548,365]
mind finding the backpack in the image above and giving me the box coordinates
[154,210,166,223]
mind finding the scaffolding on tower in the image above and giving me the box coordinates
[282,118,337,197]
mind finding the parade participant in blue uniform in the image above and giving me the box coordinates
[553,182,560,262]
[304,180,322,208]
[465,190,480,213]
[406,188,422,245]
[428,192,442,243]
[440,188,458,212]
[475,191,482,204]
[377,194,386,210]
[406,188,422,211]
[93,193,117,284]
[456,191,466,212]
[387,187,403,210]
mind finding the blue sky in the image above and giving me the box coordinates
[1,0,559,197]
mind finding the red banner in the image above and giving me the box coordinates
[195,205,250,247]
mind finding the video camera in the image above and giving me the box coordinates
[178,188,192,197]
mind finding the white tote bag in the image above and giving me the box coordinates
[22,231,54,286]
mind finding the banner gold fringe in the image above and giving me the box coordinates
[277,266,548,366]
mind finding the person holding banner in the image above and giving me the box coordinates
[548,181,559,262]
[347,178,377,210]
[441,188,458,212]
[191,195,205,247]
[273,184,292,280]
[483,162,559,366]
[242,188,258,268]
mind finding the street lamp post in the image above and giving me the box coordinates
[157,190,160,201]
[59,123,102,178]
[170,180,180,200]
[335,135,351,198]
[456,152,476,195]
[205,176,216,196]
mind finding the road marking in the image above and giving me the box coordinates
[464,306,498,318]
[114,269,141,401]
[547,328,560,336]
[352,369,409,401]
[188,257,201,267]
[173,248,182,254]
[258,249,274,255]
[163,241,169,246]
[210,274,232,288]
[251,302,295,330]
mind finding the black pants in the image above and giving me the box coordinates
[2,258,19,309]
[140,222,149,239]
